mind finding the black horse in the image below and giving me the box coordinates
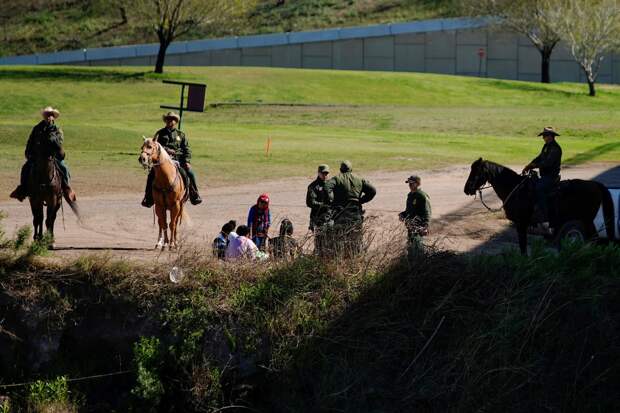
[464,158,615,255]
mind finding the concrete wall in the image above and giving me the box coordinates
[2,17,619,84]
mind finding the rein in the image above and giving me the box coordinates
[477,177,528,213]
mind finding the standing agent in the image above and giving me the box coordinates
[399,175,431,256]
[522,126,562,229]
[325,160,376,256]
[10,106,76,203]
[141,111,202,207]
[248,193,271,251]
[306,164,332,255]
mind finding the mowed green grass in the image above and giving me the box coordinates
[0,66,619,195]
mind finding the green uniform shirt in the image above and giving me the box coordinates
[155,127,191,164]
[306,177,331,229]
[402,189,431,228]
[325,172,376,223]
[532,140,562,178]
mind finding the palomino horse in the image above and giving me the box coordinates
[464,158,615,255]
[28,155,63,247]
[139,138,187,249]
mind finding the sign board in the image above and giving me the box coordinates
[160,80,207,129]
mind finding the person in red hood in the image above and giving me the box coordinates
[247,193,271,250]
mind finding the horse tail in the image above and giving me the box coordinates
[597,182,615,240]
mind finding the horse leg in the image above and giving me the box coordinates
[517,223,528,255]
[30,199,43,241]
[155,204,167,249]
[169,204,180,250]
[45,201,59,249]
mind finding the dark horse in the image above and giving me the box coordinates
[27,154,79,248]
[464,158,615,255]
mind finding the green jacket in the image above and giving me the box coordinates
[25,120,64,160]
[325,172,376,224]
[155,127,191,164]
[401,189,431,229]
[306,177,331,229]
[532,140,562,178]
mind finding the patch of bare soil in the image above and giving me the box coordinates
[0,163,617,262]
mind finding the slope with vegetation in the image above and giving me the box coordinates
[0,216,619,411]
[0,0,457,57]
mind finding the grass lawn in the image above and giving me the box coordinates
[0,66,619,196]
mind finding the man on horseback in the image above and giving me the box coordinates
[141,111,202,207]
[522,126,562,228]
[10,106,76,203]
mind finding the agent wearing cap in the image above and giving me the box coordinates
[522,126,562,225]
[10,106,76,203]
[306,164,332,255]
[325,160,376,256]
[399,175,431,254]
[142,111,202,207]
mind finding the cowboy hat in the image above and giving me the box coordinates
[162,111,180,122]
[41,106,60,119]
[537,126,560,137]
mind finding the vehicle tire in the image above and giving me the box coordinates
[553,220,587,248]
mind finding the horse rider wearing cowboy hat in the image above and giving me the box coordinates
[142,111,202,207]
[522,126,562,227]
[10,106,76,203]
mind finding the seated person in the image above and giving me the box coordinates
[225,225,259,261]
[269,219,299,259]
[212,220,236,259]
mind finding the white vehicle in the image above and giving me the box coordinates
[556,186,620,243]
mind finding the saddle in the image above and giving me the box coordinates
[526,173,562,224]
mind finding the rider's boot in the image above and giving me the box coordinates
[9,186,27,202]
[190,187,202,205]
[141,171,155,208]
[10,162,30,202]
[62,184,77,203]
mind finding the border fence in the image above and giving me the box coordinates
[1,17,618,84]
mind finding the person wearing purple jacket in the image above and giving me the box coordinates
[247,193,271,250]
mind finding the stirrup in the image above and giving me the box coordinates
[141,197,154,208]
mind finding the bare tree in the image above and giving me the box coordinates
[552,0,620,96]
[463,0,562,83]
[132,0,254,73]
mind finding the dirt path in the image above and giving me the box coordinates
[1,163,618,261]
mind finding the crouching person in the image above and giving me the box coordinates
[225,225,259,261]
[212,220,237,259]
[399,175,431,259]
[269,219,299,260]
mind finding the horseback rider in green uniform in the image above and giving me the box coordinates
[399,175,431,256]
[10,106,76,203]
[325,160,376,256]
[522,126,562,230]
[142,111,202,207]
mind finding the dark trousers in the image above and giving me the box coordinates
[535,175,557,221]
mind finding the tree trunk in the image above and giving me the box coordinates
[540,48,552,83]
[154,40,170,74]
[588,79,596,97]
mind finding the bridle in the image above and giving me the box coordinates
[471,163,528,213]
[141,140,182,207]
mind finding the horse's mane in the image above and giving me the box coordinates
[483,160,520,180]
[151,139,172,164]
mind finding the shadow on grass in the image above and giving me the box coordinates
[0,68,150,82]
[564,142,620,166]
[482,79,584,97]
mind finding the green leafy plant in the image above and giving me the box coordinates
[12,226,31,250]
[27,376,75,412]
[132,337,164,409]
